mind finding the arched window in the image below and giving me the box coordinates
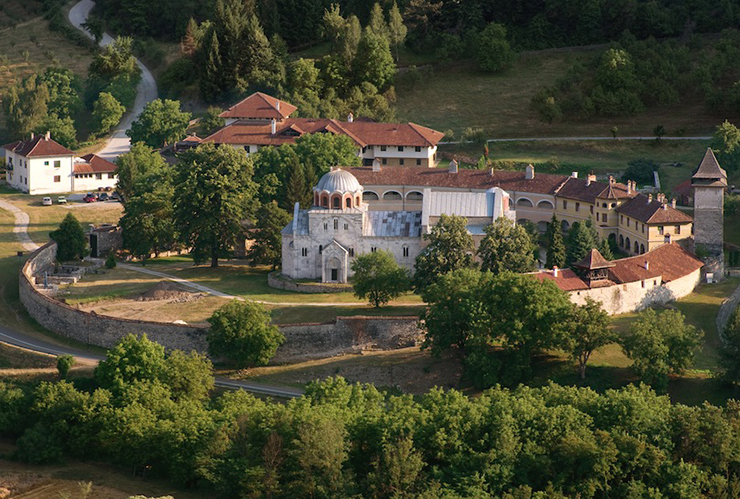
[363,191,379,201]
[517,218,530,225]
[346,198,352,208]
[537,200,554,209]
[537,221,549,233]
[561,220,570,232]
[517,198,533,207]
[406,191,423,201]
[626,237,631,251]
[619,235,624,247]
[640,244,645,254]
[634,241,639,253]
[332,196,340,209]
[322,194,329,208]
[383,191,402,200]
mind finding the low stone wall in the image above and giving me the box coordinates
[20,243,422,362]
[268,271,352,294]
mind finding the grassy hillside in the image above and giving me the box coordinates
[395,51,736,139]
[0,0,44,28]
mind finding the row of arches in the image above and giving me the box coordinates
[618,235,646,254]
[515,198,554,209]
[362,190,424,202]
[314,192,362,209]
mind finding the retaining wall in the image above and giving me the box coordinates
[268,271,352,294]
[20,243,422,362]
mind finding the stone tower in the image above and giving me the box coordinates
[692,148,727,277]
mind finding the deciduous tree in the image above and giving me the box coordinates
[50,213,87,262]
[567,298,612,379]
[92,92,125,136]
[474,23,515,73]
[351,250,410,307]
[127,98,192,148]
[477,217,536,274]
[247,201,291,269]
[114,142,168,201]
[414,214,475,293]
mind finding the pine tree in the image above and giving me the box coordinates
[387,1,407,62]
[546,215,566,269]
[368,3,388,40]
[200,31,224,101]
[565,222,595,268]
[598,238,614,260]
[286,161,310,209]
[50,213,88,262]
[248,201,292,269]
[180,18,199,57]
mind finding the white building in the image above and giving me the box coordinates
[281,167,513,283]
[3,134,117,195]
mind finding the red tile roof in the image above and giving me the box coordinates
[349,166,569,194]
[609,243,702,283]
[672,178,693,197]
[73,153,116,174]
[615,194,693,224]
[574,248,615,270]
[203,118,445,149]
[532,268,590,291]
[219,92,297,120]
[692,148,727,181]
[3,134,75,157]
[555,176,635,203]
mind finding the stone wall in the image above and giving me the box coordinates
[21,243,422,362]
[268,271,351,294]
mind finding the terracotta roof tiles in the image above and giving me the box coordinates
[615,194,692,224]
[555,176,634,203]
[574,248,615,270]
[219,92,297,120]
[532,268,590,291]
[3,134,75,157]
[608,243,702,283]
[73,154,116,174]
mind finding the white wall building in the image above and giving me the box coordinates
[3,134,117,195]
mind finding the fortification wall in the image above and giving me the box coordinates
[20,243,422,362]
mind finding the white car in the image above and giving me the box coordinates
[57,196,67,204]
[42,197,52,206]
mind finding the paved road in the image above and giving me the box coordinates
[68,0,158,161]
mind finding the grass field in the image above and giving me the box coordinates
[395,52,735,138]
[441,139,711,192]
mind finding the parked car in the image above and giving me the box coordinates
[42,197,52,206]
[57,196,67,204]
[98,192,109,202]
[83,193,98,203]
[110,191,120,201]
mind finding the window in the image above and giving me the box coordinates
[674,225,681,234]
[301,248,308,257]
[403,246,409,257]
[332,197,340,209]
[415,146,421,152]
[596,213,600,222]
[371,247,377,253]
[602,203,607,208]
[24,177,27,185]
[108,173,115,179]
[627,219,630,228]
[416,159,421,166]
[382,158,387,165]
[363,192,379,201]
[611,203,616,208]
[642,280,646,289]
[406,191,423,201]
[244,146,251,153]
[562,200,567,209]
[516,198,533,207]
[383,191,402,200]
[349,248,355,257]
[53,175,60,183]
[346,198,352,208]
[642,224,645,233]
[319,245,323,254]
[54,160,61,168]
[334,219,339,230]
[657,226,664,235]
[344,223,348,230]
[664,235,671,243]
[324,222,328,231]
[399,159,405,166]
[44,161,49,166]
[96,173,102,180]
[380,145,387,151]
[602,214,607,224]
[590,206,594,214]
[575,202,580,212]
[362,147,367,153]
[398,146,404,152]
[620,215,624,223]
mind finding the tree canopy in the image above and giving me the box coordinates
[413,214,476,294]
[477,217,536,274]
[351,250,410,307]
[50,213,87,262]
[126,99,192,148]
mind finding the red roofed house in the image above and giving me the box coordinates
[205,92,444,168]
[3,132,117,195]
[533,244,703,314]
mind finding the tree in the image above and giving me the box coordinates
[120,181,176,263]
[247,201,291,269]
[173,143,257,267]
[114,142,168,201]
[162,350,214,401]
[200,106,225,136]
[207,300,284,367]
[367,4,388,40]
[712,120,740,172]
[127,99,192,148]
[565,221,595,268]
[545,215,566,269]
[414,214,475,293]
[284,160,311,209]
[3,74,49,139]
[95,334,167,394]
[293,133,360,177]
[34,114,77,149]
[621,308,703,391]
[387,1,407,62]
[653,124,666,141]
[50,213,87,262]
[89,36,138,80]
[719,305,740,384]
[351,250,410,307]
[81,15,104,44]
[352,29,395,90]
[477,217,536,274]
[420,268,487,356]
[93,92,125,136]
[566,298,612,379]
[200,31,224,101]
[56,354,74,379]
[475,23,515,73]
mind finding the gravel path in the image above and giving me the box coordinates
[0,200,40,252]
[68,0,158,161]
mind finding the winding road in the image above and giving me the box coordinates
[68,0,158,161]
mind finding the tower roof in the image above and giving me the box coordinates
[314,168,362,194]
[692,148,727,185]
[574,248,615,270]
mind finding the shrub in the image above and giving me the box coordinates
[56,354,74,379]
[105,252,117,269]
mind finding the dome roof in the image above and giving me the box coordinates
[314,168,362,193]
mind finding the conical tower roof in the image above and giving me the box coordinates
[574,248,615,270]
[692,148,727,185]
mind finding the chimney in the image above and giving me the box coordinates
[372,158,381,172]
[671,198,676,209]
[45,131,50,140]
[627,180,632,194]
[449,159,458,174]
[30,132,35,139]
[276,101,281,111]
[347,112,354,123]
[609,175,615,185]
[586,173,596,186]
[648,194,653,202]
[525,164,535,180]
[270,119,276,135]
[571,172,578,178]
[553,266,559,277]
[644,261,650,270]
[662,202,668,210]
[490,167,495,176]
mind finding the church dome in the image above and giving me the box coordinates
[314,168,362,194]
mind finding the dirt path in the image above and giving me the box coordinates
[0,200,40,252]
[68,0,158,161]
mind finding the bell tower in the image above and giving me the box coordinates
[692,148,727,278]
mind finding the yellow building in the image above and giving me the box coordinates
[615,193,693,255]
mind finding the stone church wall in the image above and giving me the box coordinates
[21,243,422,362]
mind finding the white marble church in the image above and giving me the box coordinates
[281,167,513,283]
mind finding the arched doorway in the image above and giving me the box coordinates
[326,257,342,282]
